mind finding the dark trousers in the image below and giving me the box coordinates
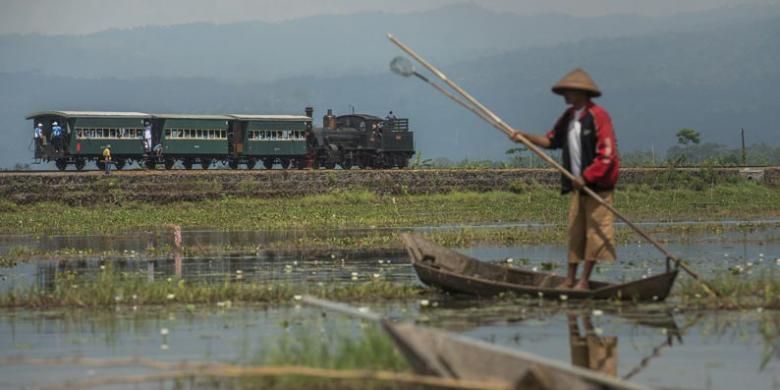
[104,160,112,175]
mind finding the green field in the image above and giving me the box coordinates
[2,182,778,235]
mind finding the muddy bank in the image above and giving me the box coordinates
[1,167,776,204]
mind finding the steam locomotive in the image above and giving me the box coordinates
[26,107,414,170]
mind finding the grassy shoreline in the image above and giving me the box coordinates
[2,183,779,235]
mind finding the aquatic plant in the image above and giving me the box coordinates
[0,267,430,309]
[675,270,779,309]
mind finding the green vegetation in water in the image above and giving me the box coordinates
[230,323,414,389]
[675,270,780,309]
[2,182,779,235]
[0,268,431,309]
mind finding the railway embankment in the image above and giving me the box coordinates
[0,167,777,205]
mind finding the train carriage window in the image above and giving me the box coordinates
[221,130,226,139]
[165,129,171,137]
[196,130,202,138]
[209,130,215,139]
[109,128,116,138]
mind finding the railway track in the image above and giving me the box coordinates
[0,166,774,176]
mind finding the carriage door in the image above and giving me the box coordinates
[229,121,244,155]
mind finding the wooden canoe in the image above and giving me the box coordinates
[303,296,648,390]
[401,233,678,301]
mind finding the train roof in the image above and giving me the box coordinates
[337,114,384,121]
[26,111,150,120]
[152,114,233,120]
[228,114,312,121]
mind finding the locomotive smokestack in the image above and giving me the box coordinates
[324,109,336,129]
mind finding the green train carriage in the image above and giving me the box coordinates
[150,114,231,169]
[228,114,312,169]
[26,111,149,170]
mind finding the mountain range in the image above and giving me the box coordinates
[1,4,778,168]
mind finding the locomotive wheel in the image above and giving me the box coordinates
[164,159,175,170]
[96,161,105,171]
[263,159,274,170]
[55,159,68,171]
[183,159,193,170]
[246,158,257,170]
[114,160,126,170]
[228,159,239,170]
[145,160,156,170]
[340,159,353,170]
[201,159,211,169]
[75,159,86,171]
[324,162,336,170]
[397,156,409,169]
[280,159,290,169]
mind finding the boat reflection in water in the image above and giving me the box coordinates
[568,313,618,376]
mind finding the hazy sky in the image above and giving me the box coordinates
[1,0,777,35]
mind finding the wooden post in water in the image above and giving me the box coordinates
[166,224,183,278]
[741,128,746,166]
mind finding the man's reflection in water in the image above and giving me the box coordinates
[568,313,618,376]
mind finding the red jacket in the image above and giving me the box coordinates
[545,102,619,193]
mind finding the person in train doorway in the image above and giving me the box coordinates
[143,120,153,153]
[510,68,620,290]
[102,144,112,175]
[51,121,63,152]
[34,123,44,148]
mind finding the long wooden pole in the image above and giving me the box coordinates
[388,34,723,299]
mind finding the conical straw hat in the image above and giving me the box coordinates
[551,68,601,97]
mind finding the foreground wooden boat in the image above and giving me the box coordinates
[303,296,648,390]
[401,233,678,301]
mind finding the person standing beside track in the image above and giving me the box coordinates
[102,145,112,175]
[511,68,620,290]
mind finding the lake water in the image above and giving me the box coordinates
[0,223,778,389]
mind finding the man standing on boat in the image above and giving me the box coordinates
[511,68,619,290]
